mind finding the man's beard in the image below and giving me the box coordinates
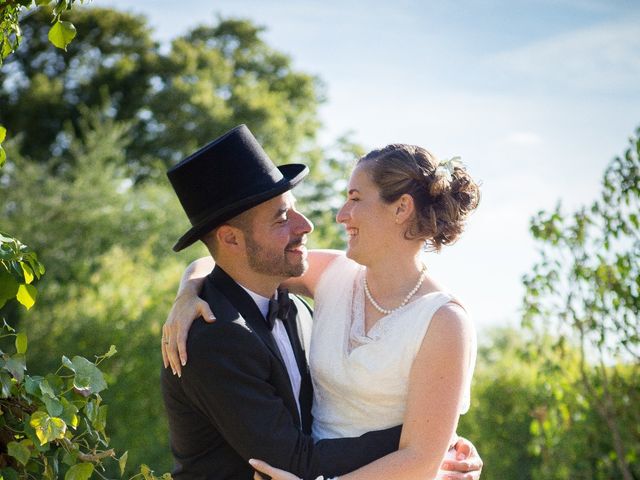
[245,233,307,278]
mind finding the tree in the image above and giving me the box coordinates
[457,328,543,480]
[522,127,640,479]
[0,7,160,175]
[149,18,324,169]
[1,10,325,181]
[2,5,356,472]
[1,3,170,477]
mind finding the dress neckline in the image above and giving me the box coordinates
[346,267,445,354]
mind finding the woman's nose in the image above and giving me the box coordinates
[336,203,349,224]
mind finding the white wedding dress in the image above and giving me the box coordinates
[309,255,475,440]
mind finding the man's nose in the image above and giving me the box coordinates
[293,211,313,234]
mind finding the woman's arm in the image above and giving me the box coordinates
[249,303,477,480]
[162,250,344,375]
[337,303,474,480]
[161,256,215,375]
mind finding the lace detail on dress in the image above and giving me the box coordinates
[348,268,439,353]
[347,268,366,353]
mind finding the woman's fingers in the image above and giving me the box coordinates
[249,459,300,480]
[163,296,216,377]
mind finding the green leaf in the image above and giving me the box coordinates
[62,355,74,371]
[15,332,27,354]
[48,21,77,51]
[93,404,107,433]
[62,451,78,466]
[25,375,43,395]
[0,372,13,398]
[0,268,19,309]
[118,451,128,477]
[103,344,117,359]
[44,373,64,394]
[140,464,153,480]
[64,463,94,480]
[0,145,5,168]
[0,467,19,480]
[16,283,37,310]
[40,379,56,398]
[43,395,64,417]
[0,125,6,143]
[66,356,107,395]
[21,263,34,284]
[59,397,79,428]
[30,411,67,445]
[7,441,30,466]
[5,354,26,382]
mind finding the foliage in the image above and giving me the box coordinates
[457,328,543,480]
[1,110,187,472]
[1,1,87,65]
[0,8,324,181]
[0,328,119,480]
[1,3,170,478]
[0,6,159,174]
[0,321,169,479]
[0,5,353,471]
[460,326,640,480]
[0,232,44,311]
[521,128,640,479]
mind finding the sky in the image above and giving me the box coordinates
[101,0,640,333]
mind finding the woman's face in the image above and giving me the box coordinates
[336,164,396,264]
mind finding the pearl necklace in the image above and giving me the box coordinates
[364,264,428,315]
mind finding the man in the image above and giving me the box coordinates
[161,124,482,479]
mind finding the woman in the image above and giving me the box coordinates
[164,144,480,479]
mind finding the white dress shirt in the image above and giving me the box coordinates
[239,285,302,420]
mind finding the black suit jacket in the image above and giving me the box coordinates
[162,266,401,479]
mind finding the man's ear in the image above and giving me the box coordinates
[216,225,244,251]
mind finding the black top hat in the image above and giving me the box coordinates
[167,124,308,251]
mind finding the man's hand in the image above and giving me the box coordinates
[437,436,483,479]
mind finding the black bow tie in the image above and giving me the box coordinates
[266,288,292,330]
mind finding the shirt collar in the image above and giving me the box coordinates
[237,284,273,319]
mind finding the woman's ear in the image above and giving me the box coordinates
[394,193,415,224]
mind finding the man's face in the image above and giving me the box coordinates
[242,191,313,278]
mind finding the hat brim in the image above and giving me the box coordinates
[172,163,308,251]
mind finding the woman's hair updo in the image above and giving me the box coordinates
[357,144,480,251]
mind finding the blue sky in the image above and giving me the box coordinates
[102,0,640,332]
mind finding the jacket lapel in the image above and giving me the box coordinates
[284,296,314,433]
[208,266,287,371]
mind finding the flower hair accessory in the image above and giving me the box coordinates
[435,156,464,182]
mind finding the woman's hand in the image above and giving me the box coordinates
[162,278,214,376]
[437,436,483,479]
[249,459,301,480]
